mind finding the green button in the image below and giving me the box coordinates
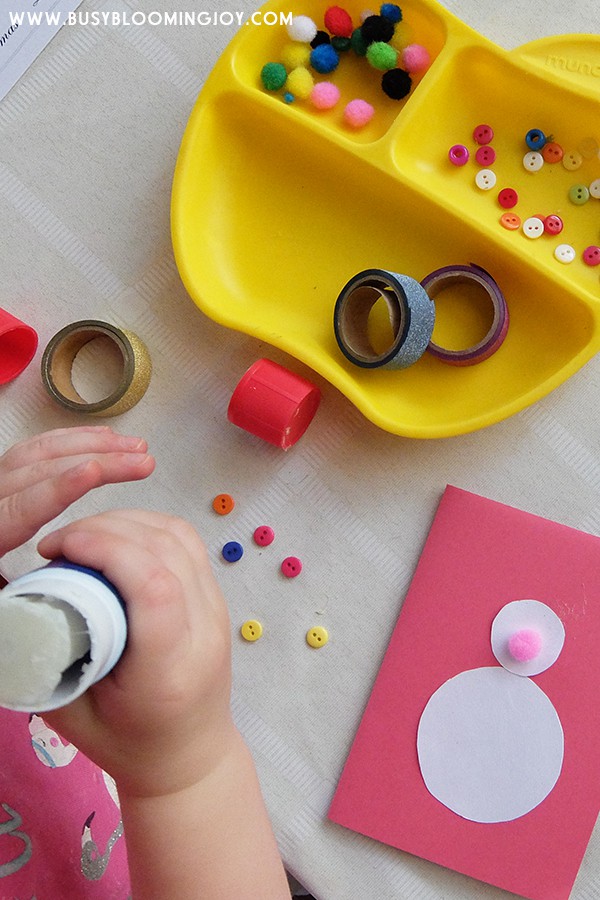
[569,184,589,205]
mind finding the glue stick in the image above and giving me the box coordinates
[0,560,127,712]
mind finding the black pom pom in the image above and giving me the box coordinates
[310,30,330,48]
[360,15,395,45]
[381,67,412,99]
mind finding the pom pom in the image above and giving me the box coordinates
[310,81,341,109]
[324,5,354,38]
[401,43,431,72]
[287,14,318,43]
[310,43,340,74]
[380,3,402,23]
[281,42,311,70]
[286,66,314,99]
[310,30,331,48]
[360,9,376,22]
[350,27,369,55]
[331,35,351,51]
[261,62,287,91]
[283,92,295,103]
[381,67,412,99]
[361,14,395,45]
[344,98,375,128]
[508,629,542,663]
[366,40,398,70]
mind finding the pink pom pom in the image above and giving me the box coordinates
[508,628,542,663]
[310,81,341,110]
[344,98,374,128]
[401,43,431,73]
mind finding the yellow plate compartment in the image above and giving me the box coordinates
[171,0,600,438]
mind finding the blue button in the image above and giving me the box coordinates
[222,541,243,562]
[525,128,546,150]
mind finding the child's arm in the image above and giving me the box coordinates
[37,510,291,899]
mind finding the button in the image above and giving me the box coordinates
[544,214,563,235]
[569,184,590,205]
[589,178,600,199]
[448,144,469,166]
[522,217,544,239]
[212,493,235,515]
[498,188,518,209]
[562,150,583,171]
[583,246,600,266]
[523,151,544,172]
[554,243,576,264]
[500,212,521,230]
[253,525,275,547]
[222,541,243,562]
[475,145,496,166]
[306,626,329,648]
[475,168,496,190]
[281,556,302,577]
[241,620,263,642]
[473,123,493,145]
[525,128,546,150]
[542,141,563,163]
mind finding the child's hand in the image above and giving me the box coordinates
[37,510,235,799]
[0,426,155,558]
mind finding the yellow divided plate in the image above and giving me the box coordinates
[171,0,600,438]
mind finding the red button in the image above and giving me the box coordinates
[253,525,275,547]
[281,556,302,577]
[475,146,496,166]
[498,188,518,209]
[544,215,563,235]
[542,142,563,163]
[473,123,494,145]
[583,245,600,266]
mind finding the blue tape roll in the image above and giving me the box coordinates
[334,269,435,369]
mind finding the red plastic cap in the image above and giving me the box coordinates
[227,359,321,450]
[0,308,38,384]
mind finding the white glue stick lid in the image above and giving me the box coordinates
[0,561,127,712]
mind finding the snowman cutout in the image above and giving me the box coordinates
[417,599,565,824]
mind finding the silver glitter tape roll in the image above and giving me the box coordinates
[334,269,435,369]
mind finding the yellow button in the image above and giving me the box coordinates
[306,626,328,648]
[241,620,262,642]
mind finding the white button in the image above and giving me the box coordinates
[554,244,576,263]
[562,150,583,171]
[475,168,496,190]
[523,151,544,172]
[523,217,544,239]
[589,178,600,199]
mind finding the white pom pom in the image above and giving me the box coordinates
[286,14,317,42]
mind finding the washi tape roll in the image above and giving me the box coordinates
[0,307,38,384]
[41,320,151,416]
[333,269,435,369]
[422,264,509,366]
[228,358,320,450]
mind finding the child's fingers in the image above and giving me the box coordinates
[0,426,147,475]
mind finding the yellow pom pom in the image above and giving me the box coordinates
[286,66,314,99]
[280,42,311,70]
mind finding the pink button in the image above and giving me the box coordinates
[281,556,302,577]
[473,123,494,145]
[544,214,563,235]
[253,525,275,547]
[475,145,496,166]
[448,144,469,166]
[498,188,518,209]
[583,245,600,266]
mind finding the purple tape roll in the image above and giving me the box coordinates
[421,264,509,366]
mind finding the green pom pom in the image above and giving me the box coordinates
[331,35,351,52]
[261,62,287,91]
[350,27,368,56]
[366,41,398,71]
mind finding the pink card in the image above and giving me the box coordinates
[329,486,600,900]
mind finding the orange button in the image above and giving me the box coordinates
[542,142,563,163]
[500,212,521,231]
[212,493,235,515]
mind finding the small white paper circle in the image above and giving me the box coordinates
[417,666,564,823]
[491,600,565,676]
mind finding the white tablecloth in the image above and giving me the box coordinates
[1,1,599,897]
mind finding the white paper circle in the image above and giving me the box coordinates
[491,600,565,676]
[417,667,564,823]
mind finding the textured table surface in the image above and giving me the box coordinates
[1,0,599,897]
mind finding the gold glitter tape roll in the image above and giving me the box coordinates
[41,320,152,416]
